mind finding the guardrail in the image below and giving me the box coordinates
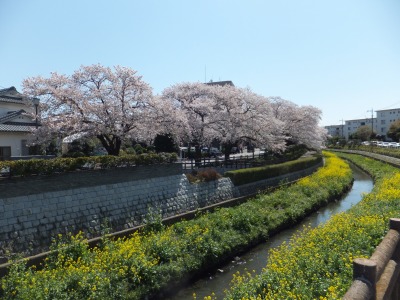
[343,218,400,300]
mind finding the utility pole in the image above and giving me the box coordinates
[339,119,344,138]
[367,109,374,139]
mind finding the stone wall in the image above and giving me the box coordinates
[0,164,236,257]
[0,161,322,258]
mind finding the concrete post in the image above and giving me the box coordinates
[343,258,377,300]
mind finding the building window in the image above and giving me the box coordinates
[381,120,386,125]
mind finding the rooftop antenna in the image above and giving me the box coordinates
[204,65,207,83]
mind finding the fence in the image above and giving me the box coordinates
[181,152,271,171]
[343,218,400,300]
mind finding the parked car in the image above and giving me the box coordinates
[201,147,209,154]
[209,147,222,157]
[231,147,240,154]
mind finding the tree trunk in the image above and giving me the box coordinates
[97,134,121,156]
[194,144,202,167]
[224,142,233,161]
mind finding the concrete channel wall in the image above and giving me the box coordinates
[0,161,322,259]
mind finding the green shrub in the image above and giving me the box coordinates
[225,155,322,185]
[2,153,178,177]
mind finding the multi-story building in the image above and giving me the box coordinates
[375,108,400,140]
[0,86,39,160]
[326,107,400,141]
[324,124,344,138]
[343,118,377,140]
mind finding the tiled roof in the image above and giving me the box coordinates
[0,96,25,104]
[0,86,25,103]
[0,86,40,106]
[0,86,19,94]
[0,124,32,132]
[0,109,26,123]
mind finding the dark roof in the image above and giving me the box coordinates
[0,109,26,123]
[205,80,235,87]
[0,124,32,132]
[0,87,39,132]
[0,86,25,103]
[0,86,19,95]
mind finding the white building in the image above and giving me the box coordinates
[375,108,400,140]
[0,87,39,160]
[325,124,344,138]
[343,118,377,140]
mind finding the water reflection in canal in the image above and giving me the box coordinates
[169,164,373,300]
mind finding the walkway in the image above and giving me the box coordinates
[330,149,400,167]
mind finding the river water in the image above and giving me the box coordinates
[169,164,373,300]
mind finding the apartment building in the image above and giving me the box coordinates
[375,108,400,140]
[343,118,377,140]
[325,124,344,138]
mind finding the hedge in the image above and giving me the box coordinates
[0,153,178,177]
[225,154,322,185]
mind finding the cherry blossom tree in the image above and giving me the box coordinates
[162,82,287,159]
[212,85,286,158]
[269,97,327,150]
[22,64,158,156]
[161,82,218,157]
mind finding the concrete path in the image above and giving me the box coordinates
[330,149,400,168]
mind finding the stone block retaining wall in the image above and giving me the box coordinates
[0,161,322,258]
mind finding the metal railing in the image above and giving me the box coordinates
[180,152,265,171]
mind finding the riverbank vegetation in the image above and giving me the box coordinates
[0,152,352,299]
[223,152,400,299]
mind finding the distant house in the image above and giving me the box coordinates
[0,87,39,160]
[206,80,235,87]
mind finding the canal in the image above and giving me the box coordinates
[169,164,373,299]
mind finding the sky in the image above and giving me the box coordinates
[1,0,399,126]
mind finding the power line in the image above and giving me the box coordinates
[376,101,400,111]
